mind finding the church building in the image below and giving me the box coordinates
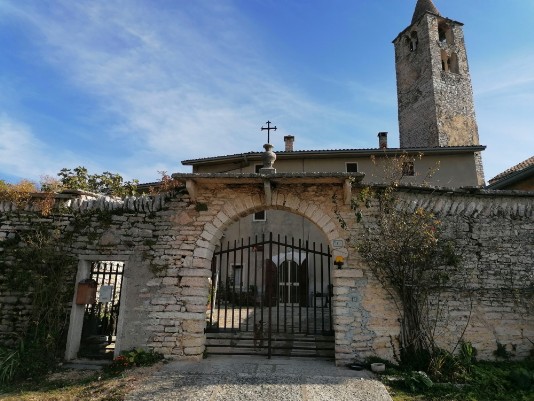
[180,0,489,348]
[183,0,485,188]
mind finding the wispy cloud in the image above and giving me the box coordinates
[472,53,534,180]
[0,114,82,181]
[2,0,378,182]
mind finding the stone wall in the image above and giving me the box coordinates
[337,187,534,364]
[0,180,532,366]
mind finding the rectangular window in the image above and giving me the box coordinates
[232,264,243,290]
[345,163,358,173]
[402,161,415,176]
[255,164,262,173]
[253,210,266,221]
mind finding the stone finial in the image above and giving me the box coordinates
[259,143,276,174]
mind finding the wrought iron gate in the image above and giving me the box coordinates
[79,261,124,359]
[206,233,334,358]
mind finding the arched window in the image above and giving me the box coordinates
[438,21,454,44]
[410,31,419,52]
[440,50,460,74]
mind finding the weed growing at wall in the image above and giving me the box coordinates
[104,348,163,376]
[0,226,76,383]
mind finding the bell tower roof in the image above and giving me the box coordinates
[411,0,441,24]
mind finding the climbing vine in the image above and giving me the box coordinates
[335,154,467,370]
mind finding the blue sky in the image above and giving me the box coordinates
[0,0,533,185]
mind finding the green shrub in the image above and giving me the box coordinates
[509,367,534,390]
[402,370,434,392]
[0,346,22,385]
[104,348,163,376]
[494,342,512,360]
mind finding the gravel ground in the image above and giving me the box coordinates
[126,355,393,401]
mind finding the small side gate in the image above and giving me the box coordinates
[79,261,124,359]
[205,233,334,358]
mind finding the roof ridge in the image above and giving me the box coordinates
[489,156,534,183]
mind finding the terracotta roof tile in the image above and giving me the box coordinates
[488,156,534,184]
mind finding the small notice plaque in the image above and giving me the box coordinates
[99,285,113,303]
[332,239,344,249]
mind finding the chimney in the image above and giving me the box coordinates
[284,135,295,152]
[378,132,388,149]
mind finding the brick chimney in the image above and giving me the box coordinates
[378,132,388,149]
[284,135,295,152]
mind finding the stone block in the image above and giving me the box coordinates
[182,337,204,348]
[183,321,206,335]
[184,346,204,356]
[179,268,211,278]
[180,277,209,288]
[333,269,364,278]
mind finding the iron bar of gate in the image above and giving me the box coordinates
[224,242,230,331]
[305,240,310,334]
[320,243,325,333]
[298,238,302,333]
[260,234,265,331]
[107,263,113,341]
[328,247,333,333]
[209,259,216,326]
[231,240,237,331]
[279,234,284,333]
[246,236,251,332]
[216,250,223,329]
[268,232,273,359]
[294,236,300,331]
[253,235,258,329]
[312,241,317,334]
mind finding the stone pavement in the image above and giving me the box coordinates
[126,355,393,401]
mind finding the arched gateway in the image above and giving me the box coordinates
[171,171,362,360]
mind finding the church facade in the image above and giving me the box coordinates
[180,0,488,317]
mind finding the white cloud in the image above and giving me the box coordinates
[2,0,375,183]
[0,114,66,180]
[472,54,534,180]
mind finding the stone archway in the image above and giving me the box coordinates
[168,172,360,363]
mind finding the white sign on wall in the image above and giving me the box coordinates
[332,239,345,249]
[99,285,113,303]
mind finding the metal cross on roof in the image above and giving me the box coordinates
[261,121,277,143]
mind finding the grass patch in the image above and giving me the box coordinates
[0,363,162,401]
[381,359,534,401]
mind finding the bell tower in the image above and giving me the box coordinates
[393,0,480,149]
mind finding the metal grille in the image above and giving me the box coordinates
[206,233,333,358]
[80,261,124,359]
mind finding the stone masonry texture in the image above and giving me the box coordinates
[0,181,532,366]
